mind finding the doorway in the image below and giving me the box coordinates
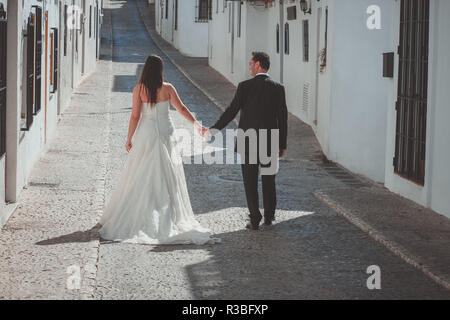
[393,0,430,186]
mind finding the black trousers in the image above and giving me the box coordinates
[241,163,277,224]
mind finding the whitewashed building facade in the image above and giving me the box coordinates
[182,0,450,219]
[0,0,103,227]
[155,0,209,57]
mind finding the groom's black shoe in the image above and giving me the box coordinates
[245,221,260,231]
[263,216,275,226]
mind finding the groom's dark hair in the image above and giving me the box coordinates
[252,51,270,71]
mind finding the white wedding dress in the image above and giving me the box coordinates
[98,100,218,245]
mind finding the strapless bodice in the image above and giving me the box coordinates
[138,100,174,139]
[140,100,170,121]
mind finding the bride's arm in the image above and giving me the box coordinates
[127,85,143,143]
[168,84,203,130]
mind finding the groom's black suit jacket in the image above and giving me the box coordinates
[211,74,288,158]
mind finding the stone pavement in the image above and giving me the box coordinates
[137,0,450,293]
[0,0,448,300]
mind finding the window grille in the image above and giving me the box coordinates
[51,28,58,93]
[175,0,178,30]
[33,6,42,115]
[284,23,289,55]
[276,23,279,53]
[302,20,309,62]
[23,14,35,131]
[64,5,67,56]
[195,0,212,22]
[89,6,92,38]
[394,0,430,185]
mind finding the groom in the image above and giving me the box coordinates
[205,51,288,230]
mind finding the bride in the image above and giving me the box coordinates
[98,55,218,245]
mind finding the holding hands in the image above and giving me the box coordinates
[194,122,211,138]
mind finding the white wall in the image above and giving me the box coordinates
[428,0,450,218]
[384,0,450,219]
[156,0,208,57]
[384,0,429,209]
[1,0,102,228]
[326,0,393,183]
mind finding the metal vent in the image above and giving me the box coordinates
[302,82,310,115]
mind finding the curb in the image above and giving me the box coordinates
[79,4,114,300]
[314,189,450,291]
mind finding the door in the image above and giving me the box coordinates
[393,0,430,186]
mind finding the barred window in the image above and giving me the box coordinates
[284,22,289,55]
[196,0,212,23]
[89,5,92,38]
[21,14,35,131]
[33,6,42,115]
[165,0,168,19]
[50,28,58,93]
[64,5,67,56]
[175,0,178,30]
[302,20,309,62]
[237,1,241,37]
[276,23,279,53]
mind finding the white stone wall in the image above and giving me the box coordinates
[156,0,208,57]
[1,0,102,227]
[384,0,450,219]
[208,0,392,183]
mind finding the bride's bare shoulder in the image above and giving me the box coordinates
[163,82,174,90]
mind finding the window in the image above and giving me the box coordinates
[302,20,309,62]
[175,0,178,30]
[196,0,212,22]
[284,22,289,55]
[95,6,99,59]
[394,0,430,185]
[0,4,6,156]
[237,1,241,37]
[228,2,231,32]
[22,14,35,131]
[276,23,279,53]
[325,7,328,52]
[64,5,67,56]
[50,28,58,93]
[89,5,92,38]
[33,6,42,115]
[165,0,168,19]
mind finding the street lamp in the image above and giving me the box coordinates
[300,0,312,15]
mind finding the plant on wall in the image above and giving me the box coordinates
[319,48,327,73]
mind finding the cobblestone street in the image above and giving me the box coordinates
[0,0,449,300]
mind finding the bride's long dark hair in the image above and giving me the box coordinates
[139,55,164,106]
